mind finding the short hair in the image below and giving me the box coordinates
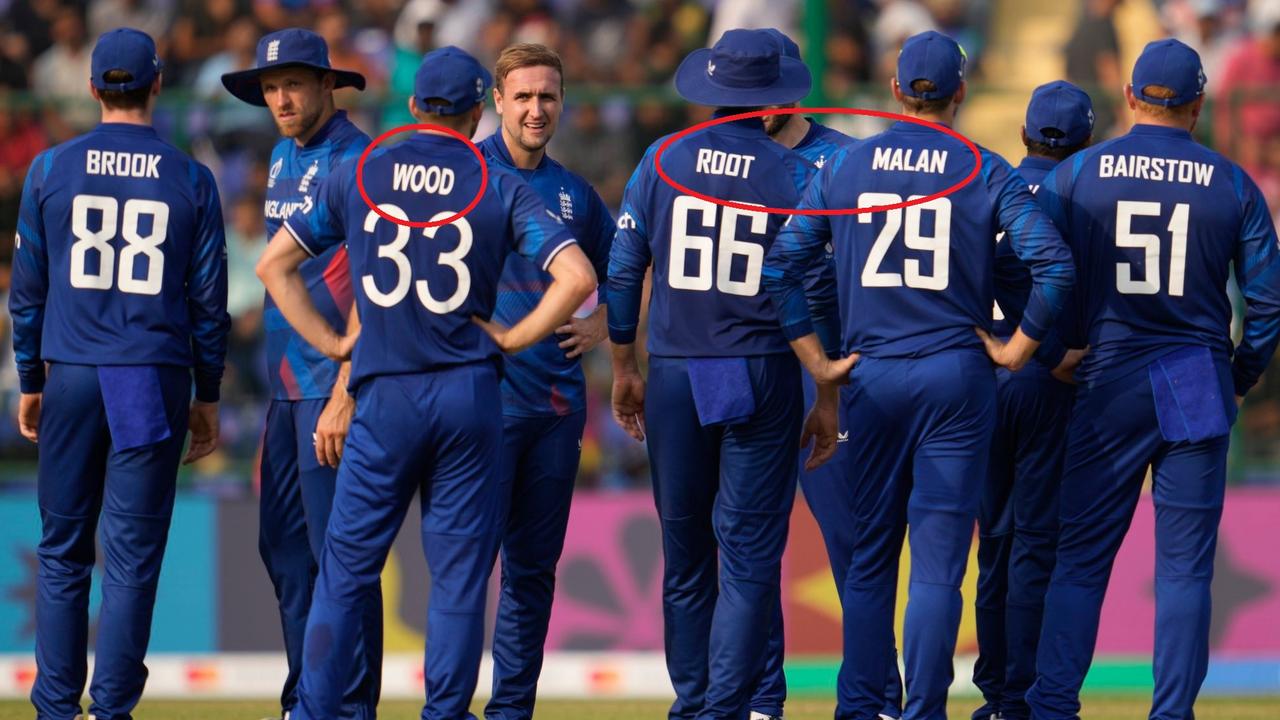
[900,79,954,115]
[411,97,478,130]
[1022,130,1090,161]
[97,69,152,111]
[1133,83,1197,121]
[494,43,563,93]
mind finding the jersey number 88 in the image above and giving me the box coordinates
[70,193,168,296]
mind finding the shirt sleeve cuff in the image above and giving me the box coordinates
[194,375,221,403]
[283,221,319,258]
[608,325,637,345]
[780,318,815,342]
[1016,316,1048,342]
[540,237,579,271]
[18,366,45,394]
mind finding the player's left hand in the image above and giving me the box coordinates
[17,392,41,443]
[976,327,1036,372]
[473,316,514,352]
[556,307,608,359]
[314,386,355,467]
[799,397,839,471]
[184,401,220,465]
[611,371,647,442]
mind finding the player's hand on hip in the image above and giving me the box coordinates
[800,395,839,471]
[472,316,514,352]
[1051,347,1089,385]
[556,307,608,359]
[183,401,220,465]
[17,392,41,443]
[976,327,1036,372]
[314,386,355,468]
[326,331,358,362]
[611,372,647,442]
[813,353,859,385]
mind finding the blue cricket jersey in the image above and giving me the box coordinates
[992,155,1058,341]
[9,123,229,401]
[1038,123,1280,393]
[793,118,856,170]
[765,121,1074,359]
[608,115,831,357]
[263,111,369,400]
[478,133,613,417]
[284,133,578,390]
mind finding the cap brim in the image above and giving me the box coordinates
[221,63,367,107]
[674,50,811,107]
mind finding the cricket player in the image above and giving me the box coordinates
[9,28,229,719]
[477,43,614,720]
[763,30,1075,720]
[763,27,906,720]
[972,80,1094,720]
[1026,39,1280,720]
[256,46,596,720]
[220,28,381,719]
[609,29,836,720]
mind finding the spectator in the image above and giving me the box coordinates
[192,16,275,156]
[315,8,383,93]
[30,5,93,134]
[223,193,267,401]
[1163,0,1245,81]
[393,0,493,58]
[1214,0,1280,209]
[551,101,634,207]
[560,0,632,83]
[0,88,45,234]
[1064,0,1124,135]
[88,0,176,45]
[168,0,249,84]
[252,0,337,32]
[708,0,799,44]
[871,0,938,82]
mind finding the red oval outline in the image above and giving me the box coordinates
[355,123,489,228]
[652,107,983,216]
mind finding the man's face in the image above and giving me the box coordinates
[260,67,331,139]
[763,103,797,136]
[495,64,563,153]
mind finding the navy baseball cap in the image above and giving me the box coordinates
[897,30,966,99]
[221,28,366,107]
[91,28,162,92]
[674,28,811,107]
[1025,80,1094,147]
[764,28,802,61]
[413,46,492,115]
[1131,38,1206,107]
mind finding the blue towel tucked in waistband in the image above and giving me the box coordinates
[687,357,755,427]
[1148,346,1229,443]
[98,365,172,451]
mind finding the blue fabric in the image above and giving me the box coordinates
[1035,124,1280,392]
[1024,81,1094,148]
[286,135,576,390]
[220,28,365,106]
[7,124,229,400]
[1027,359,1231,720]
[673,28,810,107]
[97,365,172,450]
[478,132,614,418]
[487,410,587,720]
[687,357,756,426]
[413,46,491,115]
[91,28,162,91]
[1149,345,1230,443]
[31,363,188,720]
[259,398,382,718]
[798,371,906,719]
[897,31,965,98]
[1132,38,1205,107]
[645,354,802,719]
[293,365,505,720]
[835,350,996,720]
[973,361,1073,720]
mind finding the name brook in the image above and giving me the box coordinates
[86,149,161,178]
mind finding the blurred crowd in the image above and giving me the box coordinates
[1,0,1279,486]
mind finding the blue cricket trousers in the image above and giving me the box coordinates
[837,349,996,720]
[1027,355,1233,720]
[485,409,587,720]
[293,364,505,720]
[972,361,1072,720]
[31,363,189,720]
[645,353,803,720]
[260,398,382,719]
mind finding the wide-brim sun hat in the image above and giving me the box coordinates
[221,28,365,107]
[674,28,811,107]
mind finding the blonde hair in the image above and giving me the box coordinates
[900,79,953,114]
[494,43,563,93]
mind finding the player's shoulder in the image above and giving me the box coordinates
[808,120,858,148]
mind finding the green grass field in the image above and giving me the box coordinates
[1,697,1278,719]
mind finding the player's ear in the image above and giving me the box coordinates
[87,80,100,102]
[492,85,503,114]
[151,74,162,98]
[1189,95,1205,132]
[407,96,419,121]
[889,77,904,104]
[1123,83,1138,111]
[321,71,337,92]
[953,80,967,106]
[1019,126,1029,145]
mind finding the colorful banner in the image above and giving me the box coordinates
[0,489,1278,656]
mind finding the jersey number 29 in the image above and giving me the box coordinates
[858,193,951,290]
[70,193,168,295]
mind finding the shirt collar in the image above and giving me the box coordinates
[1127,123,1194,141]
[481,131,549,172]
[1018,155,1058,172]
[301,110,350,149]
[95,122,158,138]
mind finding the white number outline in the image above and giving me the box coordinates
[361,205,474,313]
[857,193,952,290]
[70,194,167,294]
[1115,200,1189,297]
[667,195,769,297]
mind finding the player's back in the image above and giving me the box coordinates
[314,134,572,387]
[631,118,813,358]
[27,123,222,368]
[1045,124,1254,383]
[820,121,1021,358]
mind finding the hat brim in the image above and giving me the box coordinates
[221,63,366,107]
[673,48,811,107]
